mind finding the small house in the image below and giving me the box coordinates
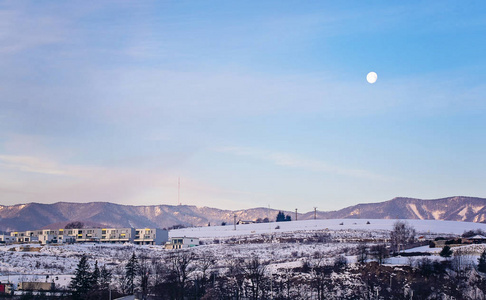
[165,237,199,249]
[468,235,486,244]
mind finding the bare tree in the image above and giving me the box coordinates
[370,244,389,265]
[306,252,333,300]
[356,243,368,264]
[138,255,151,299]
[390,220,415,253]
[242,256,267,300]
[194,251,216,298]
[226,258,245,300]
[152,256,177,299]
[478,249,486,273]
[167,250,196,300]
[451,247,474,276]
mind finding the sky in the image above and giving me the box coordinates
[1,1,486,212]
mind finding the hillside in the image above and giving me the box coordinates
[1,196,485,231]
[0,202,293,231]
[320,196,486,222]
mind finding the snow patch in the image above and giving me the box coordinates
[407,204,424,220]
[431,210,444,219]
[458,206,469,220]
[473,206,484,213]
[476,214,486,223]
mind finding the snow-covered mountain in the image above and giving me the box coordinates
[0,202,291,231]
[316,196,486,222]
[1,196,485,231]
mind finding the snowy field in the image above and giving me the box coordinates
[1,219,486,290]
[170,218,486,238]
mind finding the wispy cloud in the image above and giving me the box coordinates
[0,150,255,209]
[214,146,390,181]
[0,155,70,175]
[0,8,65,54]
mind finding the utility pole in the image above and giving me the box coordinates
[234,215,237,231]
[295,208,298,221]
[314,207,317,220]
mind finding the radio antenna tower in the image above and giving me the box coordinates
[178,177,181,206]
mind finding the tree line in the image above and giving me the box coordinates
[41,220,486,299]
[66,246,486,300]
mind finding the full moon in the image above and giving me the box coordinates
[366,72,378,84]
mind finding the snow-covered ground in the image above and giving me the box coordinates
[170,218,486,238]
[1,219,486,290]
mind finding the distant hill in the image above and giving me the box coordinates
[314,196,486,222]
[0,202,292,231]
[1,196,485,231]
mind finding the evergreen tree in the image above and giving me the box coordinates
[98,264,112,300]
[99,264,112,291]
[69,255,92,299]
[285,215,292,221]
[91,260,100,290]
[439,245,453,258]
[478,249,486,273]
[276,211,286,222]
[124,252,139,294]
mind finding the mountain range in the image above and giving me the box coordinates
[1,196,485,232]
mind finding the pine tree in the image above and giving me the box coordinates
[69,255,92,299]
[439,245,453,258]
[276,211,286,222]
[100,264,112,291]
[124,252,139,294]
[478,249,486,273]
[91,260,101,291]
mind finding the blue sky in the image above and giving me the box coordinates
[1,1,486,212]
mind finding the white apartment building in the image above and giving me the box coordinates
[7,227,169,245]
[101,228,136,243]
[0,234,15,244]
[134,228,168,245]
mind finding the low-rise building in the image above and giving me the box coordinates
[38,229,63,244]
[11,231,26,243]
[7,226,172,246]
[468,235,486,244]
[38,234,57,245]
[0,234,15,244]
[76,228,103,242]
[237,220,256,225]
[101,228,136,243]
[134,228,168,245]
[165,237,199,249]
[59,228,102,243]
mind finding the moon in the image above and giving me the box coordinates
[366,72,378,84]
